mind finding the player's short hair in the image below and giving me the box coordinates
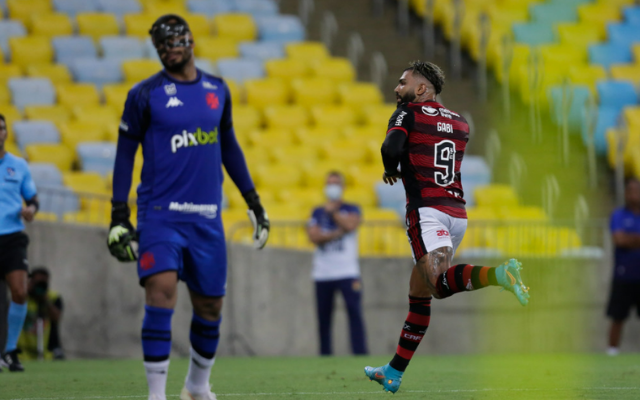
[30,267,50,278]
[625,177,640,187]
[149,14,191,36]
[327,170,345,184]
[405,60,445,95]
[0,113,5,123]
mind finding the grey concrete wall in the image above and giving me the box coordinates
[0,221,637,358]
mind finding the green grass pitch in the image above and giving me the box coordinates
[2,354,639,399]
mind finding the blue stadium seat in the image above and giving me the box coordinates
[624,7,640,25]
[71,58,123,86]
[530,3,578,24]
[217,58,264,82]
[12,121,59,151]
[97,0,141,16]
[256,15,305,42]
[0,20,26,58]
[187,0,234,15]
[195,58,216,75]
[100,36,146,61]
[549,85,592,131]
[512,23,555,46]
[53,0,98,15]
[375,181,405,217]
[8,78,56,110]
[589,43,632,69]
[38,185,80,217]
[597,81,638,110]
[608,23,640,47]
[460,156,491,207]
[232,0,279,16]
[29,163,63,187]
[239,41,284,60]
[77,142,117,176]
[144,38,159,61]
[52,36,97,66]
[581,106,621,155]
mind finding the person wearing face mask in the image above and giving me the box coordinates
[306,171,368,356]
[16,267,64,361]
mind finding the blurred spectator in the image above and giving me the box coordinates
[607,178,640,356]
[18,267,65,360]
[307,171,368,355]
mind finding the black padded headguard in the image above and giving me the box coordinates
[149,14,192,49]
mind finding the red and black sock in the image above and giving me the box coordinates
[435,264,498,299]
[389,296,431,372]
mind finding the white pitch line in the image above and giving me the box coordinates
[6,387,640,400]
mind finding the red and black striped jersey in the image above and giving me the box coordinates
[386,101,469,219]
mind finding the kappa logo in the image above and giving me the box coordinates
[436,230,450,237]
[422,106,439,116]
[166,97,183,108]
[202,81,218,90]
[164,83,177,96]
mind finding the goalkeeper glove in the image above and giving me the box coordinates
[243,189,270,249]
[107,201,138,262]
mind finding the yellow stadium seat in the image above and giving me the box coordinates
[539,44,587,75]
[124,14,160,38]
[499,206,548,222]
[577,3,621,36]
[238,147,270,169]
[634,44,640,63]
[25,144,74,171]
[212,14,256,41]
[556,23,603,51]
[24,105,71,127]
[30,13,73,37]
[5,141,22,157]
[0,64,23,85]
[338,83,384,106]
[7,0,52,27]
[122,59,163,83]
[491,43,530,85]
[294,126,344,147]
[624,107,640,130]
[631,147,640,180]
[516,63,565,106]
[286,41,329,64]
[244,78,290,109]
[343,185,376,208]
[319,139,371,165]
[232,105,261,133]
[56,84,101,108]
[144,0,187,15]
[255,164,303,189]
[263,105,309,129]
[265,58,309,80]
[568,64,607,94]
[225,79,243,104]
[346,165,383,188]
[194,37,239,61]
[360,103,397,127]
[26,64,72,85]
[9,37,53,67]
[606,128,637,173]
[269,145,319,165]
[0,86,10,105]
[291,78,337,106]
[310,105,358,128]
[275,188,321,210]
[466,207,499,222]
[103,83,135,111]
[73,105,119,126]
[342,125,382,141]
[362,207,400,222]
[311,57,356,83]
[1,105,23,131]
[77,13,120,41]
[610,64,640,85]
[474,184,519,209]
[183,14,211,37]
[63,171,108,195]
[60,121,108,151]
[248,128,294,148]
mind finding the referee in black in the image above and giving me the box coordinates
[0,114,39,372]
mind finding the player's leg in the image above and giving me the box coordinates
[337,278,368,355]
[1,232,30,372]
[315,280,336,355]
[605,281,633,355]
[180,223,226,400]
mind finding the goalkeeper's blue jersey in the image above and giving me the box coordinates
[113,69,254,225]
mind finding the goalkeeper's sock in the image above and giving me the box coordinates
[186,314,221,394]
[141,305,173,400]
[5,301,27,352]
[389,296,431,372]
[435,264,497,299]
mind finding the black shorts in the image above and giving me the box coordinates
[0,231,29,278]
[606,281,640,321]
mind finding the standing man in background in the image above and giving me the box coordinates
[307,171,368,356]
[106,15,269,400]
[607,177,640,356]
[0,113,39,372]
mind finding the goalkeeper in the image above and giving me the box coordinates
[107,14,269,400]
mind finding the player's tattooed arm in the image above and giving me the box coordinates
[417,247,452,298]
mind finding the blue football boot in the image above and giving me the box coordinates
[364,364,403,393]
[495,258,530,306]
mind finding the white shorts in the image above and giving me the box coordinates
[405,207,467,263]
